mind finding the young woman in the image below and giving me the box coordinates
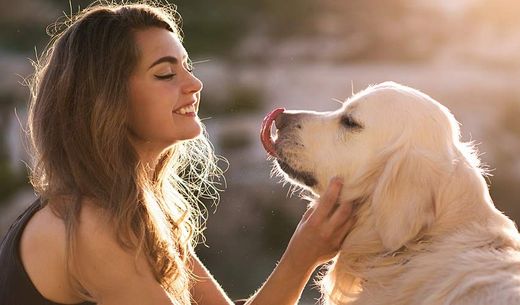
[0,2,354,304]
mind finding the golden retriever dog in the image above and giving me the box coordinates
[260,82,520,305]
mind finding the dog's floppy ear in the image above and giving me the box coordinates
[371,148,439,252]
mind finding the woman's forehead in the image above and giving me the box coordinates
[134,27,187,68]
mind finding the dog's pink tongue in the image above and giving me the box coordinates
[260,108,285,158]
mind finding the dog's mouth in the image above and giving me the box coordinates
[260,108,318,187]
[276,159,318,187]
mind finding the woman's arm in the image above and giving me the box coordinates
[191,177,353,305]
[190,254,235,305]
[245,177,353,305]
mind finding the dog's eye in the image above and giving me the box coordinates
[341,115,361,129]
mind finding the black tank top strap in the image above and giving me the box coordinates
[0,199,96,305]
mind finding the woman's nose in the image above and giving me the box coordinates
[184,72,203,94]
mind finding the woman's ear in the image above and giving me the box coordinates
[370,148,439,252]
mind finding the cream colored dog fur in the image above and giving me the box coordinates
[271,82,520,305]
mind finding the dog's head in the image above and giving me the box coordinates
[261,81,476,251]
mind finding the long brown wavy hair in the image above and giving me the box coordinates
[27,1,223,303]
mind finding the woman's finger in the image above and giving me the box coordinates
[312,177,343,222]
[328,200,353,228]
[334,216,356,245]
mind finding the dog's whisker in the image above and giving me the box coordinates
[285,185,292,198]
[192,58,212,65]
[332,98,345,105]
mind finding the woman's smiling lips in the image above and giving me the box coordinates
[173,102,197,117]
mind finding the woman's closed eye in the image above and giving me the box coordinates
[155,73,176,80]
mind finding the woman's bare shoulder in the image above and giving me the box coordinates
[19,198,91,303]
[21,196,172,304]
[74,199,173,304]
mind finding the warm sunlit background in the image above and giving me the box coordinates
[1,0,520,303]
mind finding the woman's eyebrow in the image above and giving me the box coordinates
[148,56,178,70]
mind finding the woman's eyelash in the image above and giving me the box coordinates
[155,74,175,80]
[154,63,193,79]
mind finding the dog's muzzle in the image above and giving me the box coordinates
[260,108,318,187]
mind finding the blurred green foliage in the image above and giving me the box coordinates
[219,132,251,152]
[0,0,318,54]
[0,161,28,201]
[176,0,318,56]
[0,93,31,203]
[0,24,47,52]
[174,0,251,56]
[200,85,264,117]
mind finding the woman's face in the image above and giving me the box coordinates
[128,27,203,155]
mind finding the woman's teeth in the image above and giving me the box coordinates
[174,104,195,115]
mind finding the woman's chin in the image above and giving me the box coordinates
[173,125,204,142]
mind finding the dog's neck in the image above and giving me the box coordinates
[327,163,520,302]
[430,161,515,238]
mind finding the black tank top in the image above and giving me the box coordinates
[0,199,96,305]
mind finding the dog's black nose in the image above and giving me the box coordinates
[275,112,302,130]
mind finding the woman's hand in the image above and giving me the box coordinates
[239,177,355,305]
[283,177,355,271]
